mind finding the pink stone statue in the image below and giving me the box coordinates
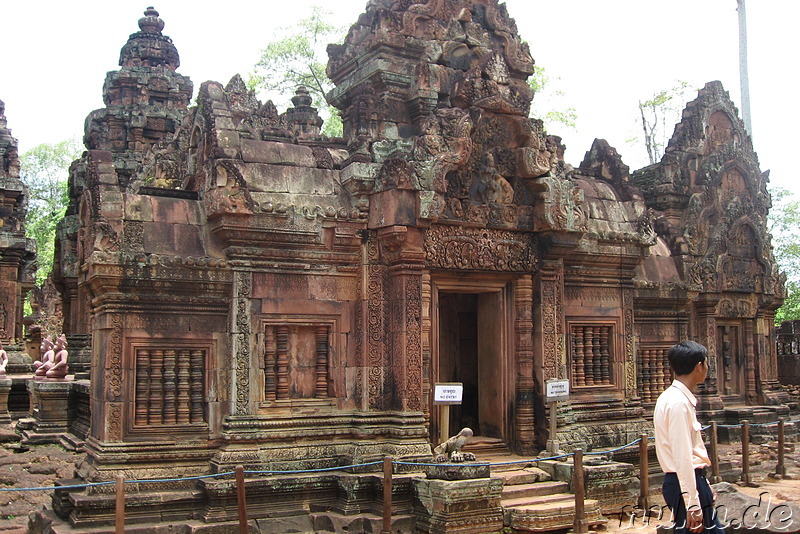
[34,336,55,377]
[0,342,7,377]
[45,334,69,379]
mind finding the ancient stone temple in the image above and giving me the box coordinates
[0,100,36,372]
[36,1,784,530]
[630,81,785,415]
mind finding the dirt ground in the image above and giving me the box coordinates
[598,440,800,534]
[2,425,800,533]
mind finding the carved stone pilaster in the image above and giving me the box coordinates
[744,319,758,404]
[622,288,637,398]
[695,301,724,412]
[513,275,536,453]
[365,234,387,410]
[536,261,566,383]
[421,273,432,425]
[378,226,424,412]
[232,271,253,415]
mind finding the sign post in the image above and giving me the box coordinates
[433,382,463,444]
[545,378,569,454]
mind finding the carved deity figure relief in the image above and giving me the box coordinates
[704,111,736,155]
[476,153,513,204]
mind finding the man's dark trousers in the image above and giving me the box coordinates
[662,469,725,533]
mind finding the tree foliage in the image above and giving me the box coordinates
[527,65,577,132]
[633,81,695,165]
[250,6,345,137]
[770,187,800,323]
[20,139,81,285]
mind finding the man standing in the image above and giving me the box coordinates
[653,341,724,533]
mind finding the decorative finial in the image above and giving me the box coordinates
[291,86,313,108]
[139,6,165,34]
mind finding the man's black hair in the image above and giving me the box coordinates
[667,340,707,376]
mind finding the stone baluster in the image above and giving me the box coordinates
[176,349,191,424]
[163,349,177,425]
[315,326,329,398]
[149,350,164,425]
[264,326,277,400]
[592,327,602,385]
[135,349,150,426]
[276,326,290,400]
[638,350,648,401]
[573,329,585,386]
[190,349,204,423]
[661,349,671,390]
[600,326,611,385]
[583,327,594,385]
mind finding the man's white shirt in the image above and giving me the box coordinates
[653,380,712,510]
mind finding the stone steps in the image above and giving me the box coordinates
[501,480,570,500]
[505,497,607,533]
[478,452,608,533]
[462,436,510,456]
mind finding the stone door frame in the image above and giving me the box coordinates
[425,274,515,445]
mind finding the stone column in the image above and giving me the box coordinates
[231,270,254,416]
[513,275,536,453]
[695,299,724,412]
[378,226,424,412]
[744,318,758,404]
[0,377,11,424]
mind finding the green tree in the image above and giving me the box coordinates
[250,6,345,137]
[633,81,695,165]
[770,187,800,323]
[527,65,577,132]
[20,139,81,285]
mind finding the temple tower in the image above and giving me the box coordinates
[0,100,36,371]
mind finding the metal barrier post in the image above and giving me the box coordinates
[235,465,248,534]
[573,449,587,534]
[382,456,393,534]
[709,421,722,483]
[638,434,649,509]
[775,419,786,478]
[741,421,751,485]
[115,474,125,534]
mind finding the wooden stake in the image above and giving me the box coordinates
[115,474,125,534]
[382,456,393,534]
[775,419,786,478]
[573,449,587,534]
[638,434,649,509]
[709,421,722,484]
[741,421,751,485]
[235,465,248,534]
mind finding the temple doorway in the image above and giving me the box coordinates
[716,323,746,401]
[432,282,511,444]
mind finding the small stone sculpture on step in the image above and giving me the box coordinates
[33,336,54,377]
[433,427,476,463]
[0,342,7,376]
[46,334,69,379]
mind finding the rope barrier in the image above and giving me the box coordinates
[2,415,797,493]
[244,461,382,475]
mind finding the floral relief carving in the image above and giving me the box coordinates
[424,225,538,272]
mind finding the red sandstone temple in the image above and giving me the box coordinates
[0,2,791,532]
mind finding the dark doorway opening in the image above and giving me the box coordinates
[437,291,505,440]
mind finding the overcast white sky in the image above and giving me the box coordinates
[2,0,796,195]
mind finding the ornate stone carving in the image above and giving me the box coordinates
[424,226,538,272]
[531,175,586,233]
[234,272,252,415]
